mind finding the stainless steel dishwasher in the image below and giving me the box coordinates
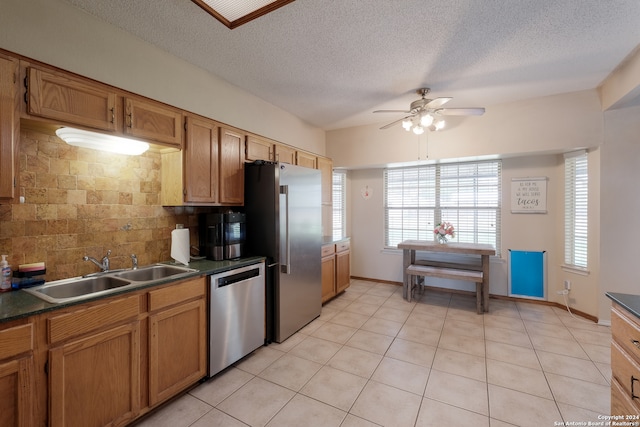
[208,261,265,377]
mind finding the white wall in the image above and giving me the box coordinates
[600,104,640,322]
[0,0,325,154]
[327,90,603,169]
[329,90,605,319]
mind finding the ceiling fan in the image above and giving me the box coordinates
[374,88,485,134]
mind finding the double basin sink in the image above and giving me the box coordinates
[23,264,198,304]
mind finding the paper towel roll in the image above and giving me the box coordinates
[171,228,190,265]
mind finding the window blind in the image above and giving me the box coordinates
[384,160,501,254]
[332,171,346,240]
[564,152,588,268]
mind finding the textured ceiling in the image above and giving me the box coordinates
[64,0,640,130]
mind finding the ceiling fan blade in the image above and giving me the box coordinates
[425,97,452,109]
[436,107,485,116]
[380,116,411,130]
[373,109,411,114]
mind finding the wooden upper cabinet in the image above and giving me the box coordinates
[245,135,273,162]
[184,115,218,204]
[317,156,333,205]
[123,97,182,148]
[274,144,296,164]
[0,55,19,200]
[219,126,245,205]
[296,151,317,169]
[27,66,118,132]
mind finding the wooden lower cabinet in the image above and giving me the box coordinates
[321,244,336,303]
[49,322,141,427]
[25,275,207,426]
[321,239,351,303]
[0,323,35,427]
[611,303,640,416]
[148,278,207,406]
[0,357,34,427]
[335,240,351,294]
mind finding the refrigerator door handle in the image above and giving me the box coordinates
[280,185,291,274]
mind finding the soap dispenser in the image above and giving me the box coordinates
[0,255,11,292]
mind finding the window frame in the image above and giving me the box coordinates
[564,151,588,270]
[332,170,346,241]
[383,160,502,255]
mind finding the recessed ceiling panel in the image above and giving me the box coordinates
[192,0,294,29]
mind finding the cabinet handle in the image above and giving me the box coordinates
[631,339,640,349]
[127,112,133,128]
[110,107,115,124]
[632,376,639,400]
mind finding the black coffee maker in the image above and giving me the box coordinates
[198,212,246,260]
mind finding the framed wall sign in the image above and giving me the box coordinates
[511,177,548,214]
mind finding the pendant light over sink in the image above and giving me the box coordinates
[55,127,150,155]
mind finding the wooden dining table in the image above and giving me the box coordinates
[398,240,496,312]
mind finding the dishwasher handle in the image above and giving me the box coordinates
[214,268,261,288]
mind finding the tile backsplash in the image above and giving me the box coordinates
[0,125,201,281]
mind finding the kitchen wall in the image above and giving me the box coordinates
[0,125,203,281]
[328,90,604,320]
[600,104,640,321]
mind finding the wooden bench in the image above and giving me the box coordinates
[406,264,485,313]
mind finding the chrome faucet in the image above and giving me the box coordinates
[130,254,138,270]
[83,250,111,272]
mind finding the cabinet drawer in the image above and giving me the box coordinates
[148,277,205,312]
[48,294,141,344]
[612,340,640,404]
[336,241,350,253]
[613,307,640,362]
[0,323,33,360]
[321,244,335,258]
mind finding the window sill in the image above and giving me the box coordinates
[561,265,590,276]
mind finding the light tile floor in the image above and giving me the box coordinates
[134,279,612,427]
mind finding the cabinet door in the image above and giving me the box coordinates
[185,115,218,203]
[296,151,317,168]
[321,255,336,303]
[245,135,273,162]
[336,250,351,294]
[0,55,19,200]
[274,144,296,164]
[49,322,140,427]
[27,67,118,132]
[149,299,206,406]
[124,97,182,148]
[0,357,34,427]
[317,157,333,205]
[219,126,245,205]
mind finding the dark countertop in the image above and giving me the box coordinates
[322,236,350,245]
[607,292,640,319]
[0,256,265,324]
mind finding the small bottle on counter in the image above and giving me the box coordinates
[0,255,11,292]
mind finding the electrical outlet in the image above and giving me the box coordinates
[564,280,571,291]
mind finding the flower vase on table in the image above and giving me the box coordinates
[434,222,455,244]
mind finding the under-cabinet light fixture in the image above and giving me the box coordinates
[55,127,149,156]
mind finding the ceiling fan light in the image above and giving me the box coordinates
[412,125,424,135]
[420,113,434,127]
[434,119,445,131]
[402,119,413,130]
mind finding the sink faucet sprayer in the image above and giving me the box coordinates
[131,254,138,270]
[83,250,111,272]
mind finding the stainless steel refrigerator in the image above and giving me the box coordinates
[244,161,322,343]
